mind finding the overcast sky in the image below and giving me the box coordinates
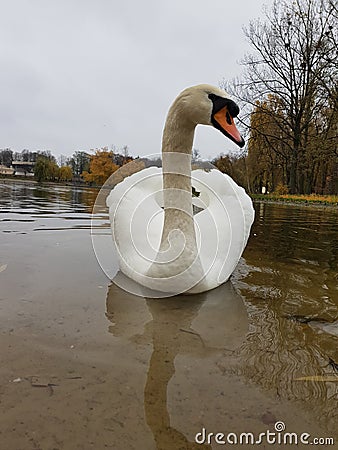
[1,0,272,161]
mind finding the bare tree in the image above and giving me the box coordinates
[58,154,68,167]
[223,0,337,193]
[0,148,13,166]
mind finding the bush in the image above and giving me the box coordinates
[274,184,289,195]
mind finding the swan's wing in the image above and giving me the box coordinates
[192,169,254,287]
[106,167,161,208]
[106,167,164,277]
[192,169,254,238]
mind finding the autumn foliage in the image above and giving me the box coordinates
[224,0,337,195]
[34,156,73,182]
[82,148,119,185]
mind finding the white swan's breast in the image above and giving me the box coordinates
[107,167,254,295]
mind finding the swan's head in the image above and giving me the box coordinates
[174,84,245,148]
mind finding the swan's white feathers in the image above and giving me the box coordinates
[107,167,254,293]
[106,84,254,294]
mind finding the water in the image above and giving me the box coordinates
[233,202,338,435]
[1,180,337,449]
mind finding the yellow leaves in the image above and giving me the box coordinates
[278,194,338,204]
[82,149,119,185]
[58,166,73,181]
[34,157,59,182]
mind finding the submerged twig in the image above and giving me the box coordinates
[179,328,206,347]
[283,314,331,324]
[328,358,338,373]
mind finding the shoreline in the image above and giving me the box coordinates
[0,176,99,190]
[1,176,337,207]
[252,197,338,208]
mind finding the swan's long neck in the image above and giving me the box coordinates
[161,111,195,242]
[147,99,204,286]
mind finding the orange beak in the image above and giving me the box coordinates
[213,106,245,148]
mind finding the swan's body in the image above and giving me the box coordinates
[107,85,254,295]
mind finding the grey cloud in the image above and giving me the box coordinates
[0,0,271,158]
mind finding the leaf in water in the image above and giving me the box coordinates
[295,376,338,382]
[0,264,8,273]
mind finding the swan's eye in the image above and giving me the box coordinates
[226,111,232,125]
[208,94,240,118]
[227,101,239,118]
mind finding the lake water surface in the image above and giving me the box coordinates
[1,180,337,449]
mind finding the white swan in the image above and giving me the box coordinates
[106,84,254,295]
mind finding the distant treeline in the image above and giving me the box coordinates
[0,147,134,184]
[1,141,337,194]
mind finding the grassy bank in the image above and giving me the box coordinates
[251,193,338,206]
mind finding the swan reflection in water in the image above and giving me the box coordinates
[105,279,248,450]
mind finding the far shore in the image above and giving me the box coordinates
[1,175,337,207]
[0,175,98,189]
[251,193,338,207]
